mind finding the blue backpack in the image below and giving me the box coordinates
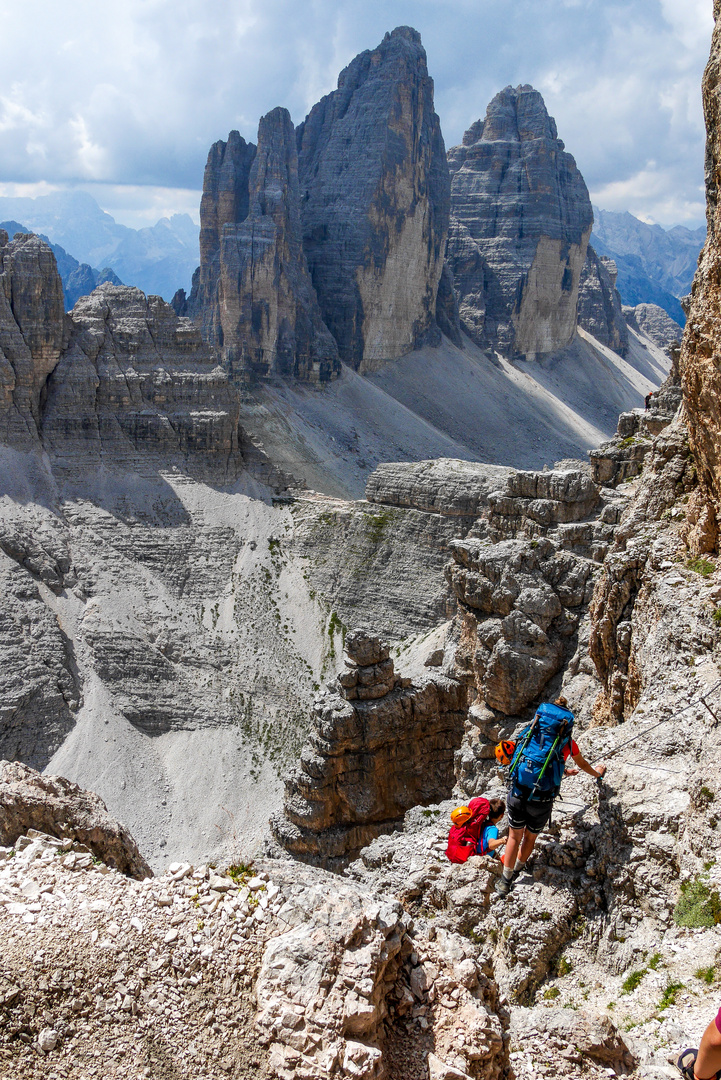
[509,702,575,800]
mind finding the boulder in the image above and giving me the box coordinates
[0,760,151,878]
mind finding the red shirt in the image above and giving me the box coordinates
[562,739,580,762]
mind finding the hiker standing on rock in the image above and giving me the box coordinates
[495,696,606,898]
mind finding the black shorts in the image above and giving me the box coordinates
[507,784,553,834]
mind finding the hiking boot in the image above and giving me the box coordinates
[676,1049,697,1080]
[676,1048,721,1079]
[494,876,513,898]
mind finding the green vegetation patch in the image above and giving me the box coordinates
[658,982,684,1011]
[674,878,721,929]
[555,957,573,977]
[621,969,647,995]
[687,556,716,577]
[648,952,664,970]
[543,987,560,1000]
[363,509,394,544]
[695,966,716,985]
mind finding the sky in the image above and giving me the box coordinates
[0,0,714,230]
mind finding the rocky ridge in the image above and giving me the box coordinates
[0,823,510,1080]
[271,629,466,869]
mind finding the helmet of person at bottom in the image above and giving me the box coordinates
[495,740,516,766]
[450,805,472,825]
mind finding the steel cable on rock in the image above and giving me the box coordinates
[548,678,721,817]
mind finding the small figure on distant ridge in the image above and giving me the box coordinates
[645,391,653,410]
[494,696,606,898]
[677,1013,721,1079]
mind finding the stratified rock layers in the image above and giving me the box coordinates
[446,85,593,358]
[0,760,151,878]
[0,231,65,446]
[43,284,249,483]
[190,110,339,384]
[578,246,629,355]
[297,26,450,371]
[272,630,466,868]
[682,1,721,524]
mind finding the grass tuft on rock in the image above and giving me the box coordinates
[621,969,647,995]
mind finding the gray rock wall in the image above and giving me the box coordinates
[446,85,593,358]
[297,26,450,371]
[216,108,339,383]
[0,231,65,446]
[577,246,629,355]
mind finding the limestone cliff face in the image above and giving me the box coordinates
[681,1,721,531]
[217,108,339,383]
[0,230,65,446]
[43,284,250,483]
[577,246,629,355]
[191,130,257,346]
[272,630,466,868]
[296,26,450,372]
[189,112,338,384]
[446,86,593,358]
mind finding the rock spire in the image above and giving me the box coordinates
[296,26,451,371]
[446,84,593,358]
[189,110,339,384]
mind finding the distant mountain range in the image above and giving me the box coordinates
[591,207,705,326]
[0,191,198,304]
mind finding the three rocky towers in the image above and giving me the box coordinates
[171,26,626,384]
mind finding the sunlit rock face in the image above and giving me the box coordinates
[296,26,450,373]
[446,85,593,359]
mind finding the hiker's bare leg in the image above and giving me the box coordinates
[502,826,525,867]
[519,830,539,862]
[695,1017,721,1078]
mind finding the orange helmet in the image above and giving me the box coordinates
[450,805,472,825]
[495,740,516,766]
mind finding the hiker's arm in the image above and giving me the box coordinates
[572,753,606,779]
[486,835,506,851]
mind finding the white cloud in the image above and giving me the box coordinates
[0,0,713,227]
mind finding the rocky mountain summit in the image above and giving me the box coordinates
[296,26,449,372]
[446,86,594,359]
[183,26,449,383]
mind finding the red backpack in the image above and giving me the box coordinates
[445,797,491,863]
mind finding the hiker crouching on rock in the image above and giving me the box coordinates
[477,798,507,858]
[495,696,606,898]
